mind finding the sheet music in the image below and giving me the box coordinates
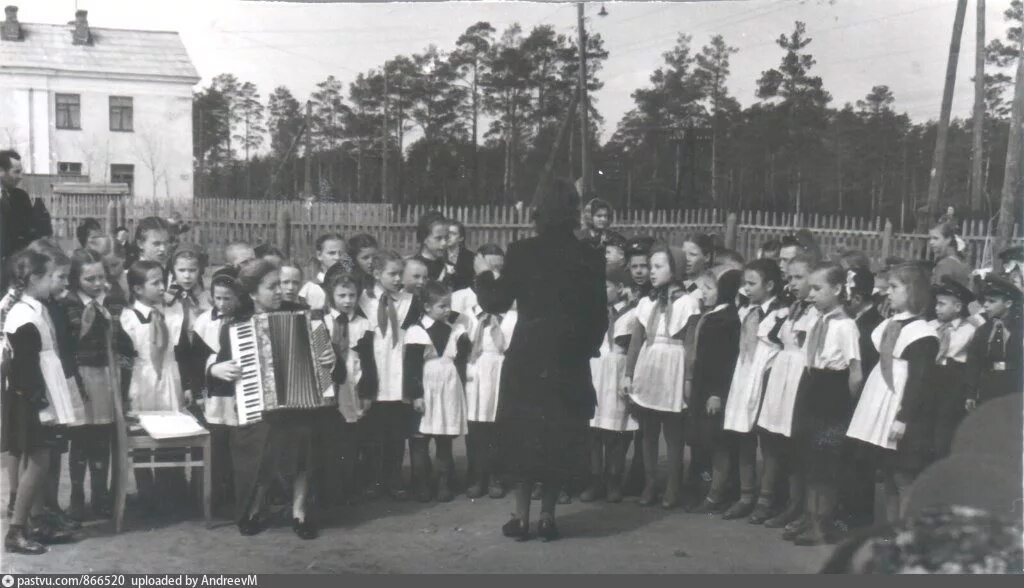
[136,411,207,439]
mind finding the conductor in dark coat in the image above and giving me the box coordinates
[474,178,607,541]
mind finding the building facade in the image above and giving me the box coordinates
[0,7,200,203]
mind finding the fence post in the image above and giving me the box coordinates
[881,219,893,262]
[277,209,291,258]
[724,212,738,250]
[105,200,117,236]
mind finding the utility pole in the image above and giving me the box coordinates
[970,0,986,213]
[382,66,390,203]
[304,101,312,199]
[577,2,592,200]
[995,45,1023,265]
[925,0,969,226]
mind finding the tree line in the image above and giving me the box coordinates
[192,4,1022,231]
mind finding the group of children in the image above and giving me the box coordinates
[1,207,1020,555]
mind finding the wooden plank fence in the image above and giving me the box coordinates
[40,194,1021,269]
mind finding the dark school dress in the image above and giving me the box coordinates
[1,312,56,455]
[686,306,741,451]
[412,253,447,283]
[855,306,883,378]
[475,229,607,485]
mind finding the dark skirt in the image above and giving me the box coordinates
[227,408,329,522]
[686,401,727,451]
[793,368,852,484]
[1,386,59,456]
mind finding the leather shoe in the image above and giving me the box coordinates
[292,517,318,540]
[579,481,604,503]
[237,513,266,536]
[4,526,47,555]
[29,519,76,544]
[436,478,454,503]
[637,483,658,507]
[501,515,530,541]
[45,508,82,531]
[537,517,559,542]
[764,505,801,529]
[747,503,774,525]
[782,516,810,541]
[557,489,572,505]
[721,500,755,520]
[689,497,727,515]
[487,479,506,499]
[465,482,485,499]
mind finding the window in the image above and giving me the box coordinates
[58,162,82,177]
[110,164,134,195]
[55,93,81,130]
[109,96,133,132]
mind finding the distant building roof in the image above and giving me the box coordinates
[0,23,200,84]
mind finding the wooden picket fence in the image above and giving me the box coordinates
[40,193,1021,269]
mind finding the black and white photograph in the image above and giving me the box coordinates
[0,0,1022,576]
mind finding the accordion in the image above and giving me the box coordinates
[228,311,336,425]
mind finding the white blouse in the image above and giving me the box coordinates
[806,308,861,371]
[927,318,976,364]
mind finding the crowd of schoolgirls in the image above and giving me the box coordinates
[1,202,1020,555]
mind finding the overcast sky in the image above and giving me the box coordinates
[17,0,1019,141]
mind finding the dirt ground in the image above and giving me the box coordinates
[0,442,835,574]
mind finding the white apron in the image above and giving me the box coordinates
[465,309,517,423]
[408,323,468,436]
[757,306,818,437]
[630,294,700,413]
[847,318,936,449]
[590,307,639,432]
[723,307,781,434]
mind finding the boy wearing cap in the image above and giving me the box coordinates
[928,277,978,457]
[967,276,1022,407]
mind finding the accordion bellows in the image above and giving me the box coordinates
[229,311,336,425]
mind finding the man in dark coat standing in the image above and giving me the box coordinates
[475,178,607,542]
[1,150,49,290]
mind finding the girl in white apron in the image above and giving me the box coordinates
[581,269,638,504]
[624,245,700,509]
[460,246,517,499]
[405,281,471,503]
[721,258,785,520]
[752,254,818,527]
[848,263,938,522]
[2,247,78,554]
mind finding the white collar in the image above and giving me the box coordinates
[854,304,873,320]
[328,308,341,320]
[133,300,157,318]
[421,315,436,329]
[78,291,106,306]
[316,272,326,283]
[892,310,916,321]
[819,306,845,320]
[709,303,728,314]
[18,293,43,312]
[374,284,406,300]
[937,317,963,329]
[759,297,776,314]
[612,300,628,312]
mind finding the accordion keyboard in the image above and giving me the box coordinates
[230,319,266,425]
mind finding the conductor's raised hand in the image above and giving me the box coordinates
[210,360,241,382]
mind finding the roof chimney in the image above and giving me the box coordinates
[1,6,21,42]
[72,9,90,45]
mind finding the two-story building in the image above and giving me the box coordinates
[0,6,200,203]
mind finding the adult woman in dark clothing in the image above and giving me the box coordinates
[474,179,608,541]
